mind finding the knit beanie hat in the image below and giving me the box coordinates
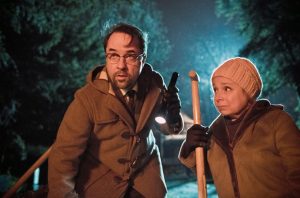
[211,57,263,99]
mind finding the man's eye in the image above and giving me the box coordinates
[110,53,119,58]
[126,54,136,60]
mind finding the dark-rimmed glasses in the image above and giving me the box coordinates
[106,53,144,64]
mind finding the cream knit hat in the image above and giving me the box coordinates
[211,57,262,99]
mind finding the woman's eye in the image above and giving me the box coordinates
[225,87,231,91]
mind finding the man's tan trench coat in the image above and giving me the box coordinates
[48,64,183,198]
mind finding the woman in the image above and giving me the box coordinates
[179,57,300,197]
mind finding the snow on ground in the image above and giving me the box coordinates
[163,163,218,198]
[166,178,218,198]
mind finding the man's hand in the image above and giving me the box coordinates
[165,86,181,124]
[181,124,211,158]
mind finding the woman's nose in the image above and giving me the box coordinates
[214,93,223,103]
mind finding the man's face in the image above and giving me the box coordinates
[212,76,250,120]
[105,32,145,89]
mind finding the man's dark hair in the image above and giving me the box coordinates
[103,22,148,54]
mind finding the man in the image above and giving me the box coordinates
[48,22,183,198]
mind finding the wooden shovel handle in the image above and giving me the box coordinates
[189,70,207,198]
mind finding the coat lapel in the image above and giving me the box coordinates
[106,94,136,131]
[92,64,164,133]
[135,87,161,133]
[212,116,230,150]
[93,68,136,131]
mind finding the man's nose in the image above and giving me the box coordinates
[116,57,127,69]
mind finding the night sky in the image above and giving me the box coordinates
[157,0,243,69]
[156,0,247,123]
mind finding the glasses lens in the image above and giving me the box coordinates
[107,53,143,64]
[126,54,139,64]
[108,53,120,63]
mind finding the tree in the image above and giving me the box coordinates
[0,0,170,191]
[215,0,300,95]
[177,30,244,124]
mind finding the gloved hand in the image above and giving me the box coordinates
[165,86,181,124]
[181,124,211,158]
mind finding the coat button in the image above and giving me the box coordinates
[121,132,131,139]
[113,176,122,184]
[136,135,141,143]
[118,158,129,164]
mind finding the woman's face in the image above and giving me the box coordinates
[212,76,250,120]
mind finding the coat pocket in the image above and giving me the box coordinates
[95,115,119,125]
[75,154,110,193]
[93,108,132,138]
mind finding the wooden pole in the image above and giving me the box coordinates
[3,146,52,198]
[189,70,207,198]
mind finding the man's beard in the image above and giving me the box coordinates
[112,72,134,89]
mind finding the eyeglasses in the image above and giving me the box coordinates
[106,53,144,64]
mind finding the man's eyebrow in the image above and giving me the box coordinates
[126,50,138,54]
[106,49,138,54]
[107,48,117,52]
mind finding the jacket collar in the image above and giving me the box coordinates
[86,64,164,133]
[212,99,283,149]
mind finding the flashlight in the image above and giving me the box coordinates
[155,72,179,124]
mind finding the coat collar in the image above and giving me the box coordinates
[105,94,136,131]
[87,64,164,133]
[136,86,161,132]
[212,99,283,149]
